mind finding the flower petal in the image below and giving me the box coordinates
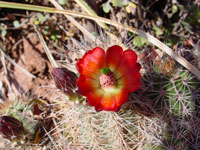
[97,87,129,111]
[118,63,141,92]
[128,80,140,92]
[114,88,129,107]
[76,47,105,79]
[114,49,138,79]
[123,49,138,70]
[86,89,104,110]
[92,47,106,69]
[77,75,99,95]
[98,94,117,111]
[106,45,124,72]
[125,72,141,92]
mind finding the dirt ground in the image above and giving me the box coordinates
[0,32,56,100]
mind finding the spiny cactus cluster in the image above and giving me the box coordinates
[141,69,198,116]
[0,96,54,149]
[139,66,200,149]
[51,98,167,150]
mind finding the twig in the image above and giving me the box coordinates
[34,25,58,68]
[0,51,12,92]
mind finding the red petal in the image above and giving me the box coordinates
[129,80,140,92]
[92,47,106,69]
[76,47,105,79]
[106,45,124,72]
[114,89,129,107]
[86,89,104,110]
[123,50,137,70]
[118,63,141,92]
[115,49,138,79]
[97,88,129,112]
[98,94,117,111]
[125,72,141,92]
[77,75,99,95]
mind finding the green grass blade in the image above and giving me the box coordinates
[0,1,55,12]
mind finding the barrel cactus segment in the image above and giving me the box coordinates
[165,70,197,116]
[142,69,197,116]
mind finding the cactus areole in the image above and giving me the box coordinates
[76,45,141,111]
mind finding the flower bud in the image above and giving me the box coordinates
[0,116,24,140]
[52,68,78,96]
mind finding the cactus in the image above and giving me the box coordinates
[165,70,197,116]
[142,69,198,116]
[0,95,54,148]
[52,95,170,149]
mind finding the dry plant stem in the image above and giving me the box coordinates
[42,126,60,150]
[34,25,58,68]
[0,1,200,80]
[48,0,102,45]
[52,118,68,148]
[0,47,36,79]
[0,51,12,92]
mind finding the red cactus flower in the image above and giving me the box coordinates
[76,45,141,111]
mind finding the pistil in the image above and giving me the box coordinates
[100,68,116,88]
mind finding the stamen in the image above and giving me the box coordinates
[100,72,116,88]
